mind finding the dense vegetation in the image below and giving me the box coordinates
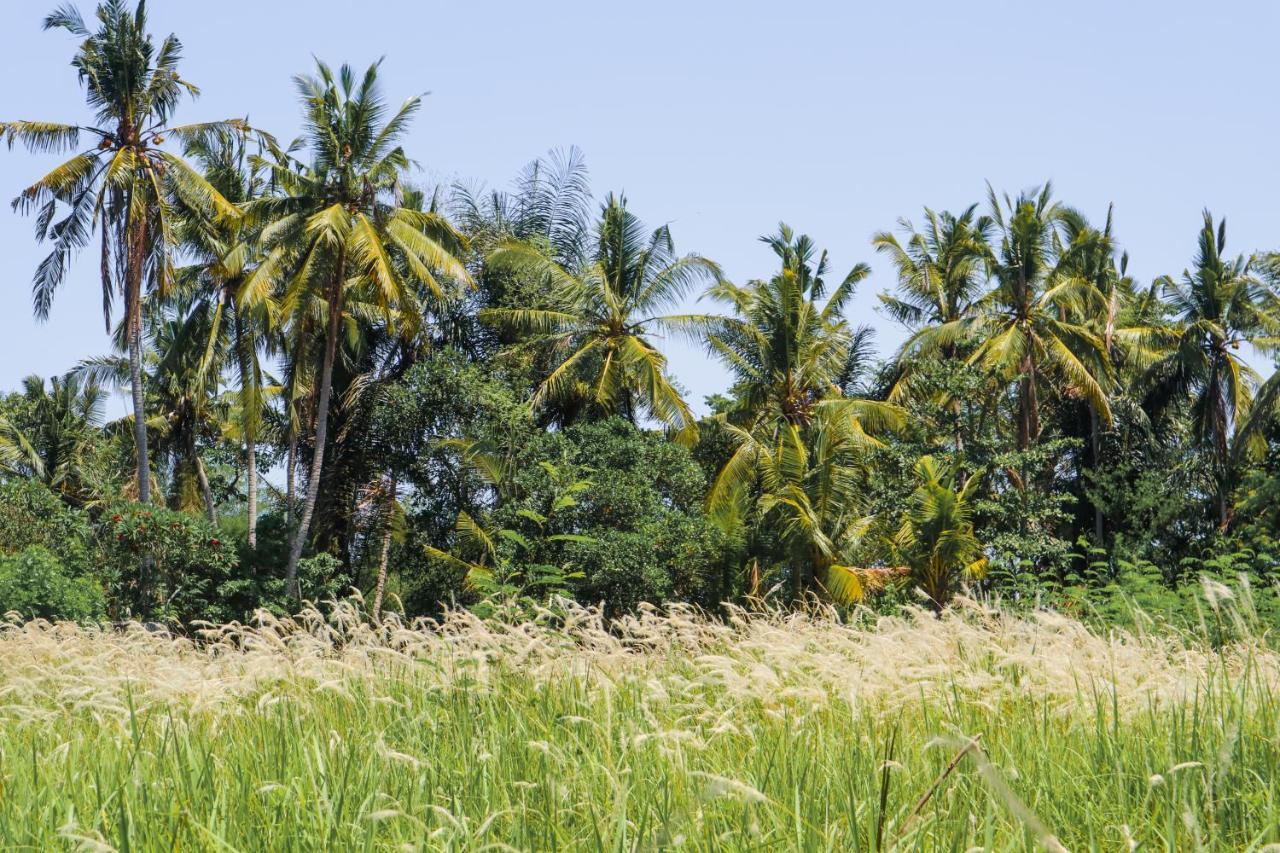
[3,1,1280,631]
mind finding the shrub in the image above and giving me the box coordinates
[0,546,105,622]
[0,479,95,574]
[98,502,240,623]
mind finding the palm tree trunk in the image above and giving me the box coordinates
[1090,403,1104,543]
[127,316,151,503]
[286,430,297,531]
[194,454,218,525]
[285,270,345,598]
[1016,353,1039,452]
[124,206,151,505]
[233,302,258,549]
[371,472,396,620]
[245,440,257,548]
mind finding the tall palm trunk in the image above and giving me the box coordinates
[371,472,396,620]
[245,441,257,548]
[124,205,152,504]
[233,304,257,548]
[1016,351,1039,452]
[285,262,345,597]
[1212,371,1231,531]
[1090,403,1104,542]
[127,315,150,503]
[191,434,218,525]
[286,431,297,531]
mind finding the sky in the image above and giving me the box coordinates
[1,0,1278,417]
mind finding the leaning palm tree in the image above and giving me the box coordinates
[1,0,240,504]
[1143,212,1280,527]
[242,60,470,594]
[483,194,720,435]
[968,184,1112,451]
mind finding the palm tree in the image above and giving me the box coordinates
[704,226,903,600]
[483,194,720,435]
[0,374,109,503]
[875,205,992,379]
[242,60,470,594]
[452,146,592,270]
[1143,212,1280,527]
[709,400,896,601]
[175,126,274,546]
[884,455,986,611]
[2,0,240,505]
[969,184,1112,451]
[704,225,895,432]
[875,205,993,450]
[77,307,226,521]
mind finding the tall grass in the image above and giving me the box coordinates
[2,592,1279,850]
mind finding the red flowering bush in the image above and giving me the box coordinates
[99,503,239,622]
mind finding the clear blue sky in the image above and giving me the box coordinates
[2,0,1278,416]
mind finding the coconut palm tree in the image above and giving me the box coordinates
[704,225,898,434]
[704,226,903,600]
[875,205,993,450]
[482,194,720,435]
[1143,212,1280,527]
[884,455,986,612]
[968,184,1112,451]
[77,307,226,521]
[709,399,897,602]
[1,0,241,504]
[875,205,992,388]
[175,126,274,547]
[0,374,109,503]
[241,60,470,594]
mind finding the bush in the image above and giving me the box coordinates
[99,502,240,623]
[0,479,95,574]
[0,546,105,622]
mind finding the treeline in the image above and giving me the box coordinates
[2,1,1280,626]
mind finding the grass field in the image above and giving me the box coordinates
[1,593,1279,851]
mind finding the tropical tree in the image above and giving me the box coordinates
[483,194,720,435]
[76,307,226,521]
[709,400,897,601]
[0,374,108,503]
[875,205,993,451]
[242,60,469,594]
[705,224,888,431]
[1,0,240,504]
[968,184,1112,451]
[1143,212,1280,527]
[704,226,903,600]
[883,455,986,611]
[175,126,274,546]
[875,205,992,393]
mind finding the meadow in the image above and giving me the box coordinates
[1,591,1278,851]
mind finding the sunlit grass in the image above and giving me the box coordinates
[2,593,1279,850]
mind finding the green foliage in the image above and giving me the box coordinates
[504,419,731,612]
[5,4,1280,629]
[98,502,240,623]
[0,546,105,622]
[0,478,96,574]
[884,456,986,611]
